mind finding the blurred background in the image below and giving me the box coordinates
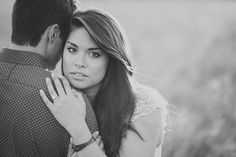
[1,0,236,156]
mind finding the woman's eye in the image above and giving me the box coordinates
[89,52,101,58]
[67,47,77,53]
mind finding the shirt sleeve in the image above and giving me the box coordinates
[131,80,168,147]
[137,108,166,147]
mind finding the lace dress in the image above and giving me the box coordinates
[130,78,168,157]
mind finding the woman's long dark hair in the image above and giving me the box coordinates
[72,9,142,157]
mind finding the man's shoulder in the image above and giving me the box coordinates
[3,64,52,90]
[0,65,52,121]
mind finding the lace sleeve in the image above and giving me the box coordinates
[130,78,169,148]
[131,81,168,122]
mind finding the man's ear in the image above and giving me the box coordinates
[48,24,61,43]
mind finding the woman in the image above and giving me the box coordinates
[40,9,168,157]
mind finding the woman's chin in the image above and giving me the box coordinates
[71,84,87,90]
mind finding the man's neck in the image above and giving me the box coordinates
[10,43,46,58]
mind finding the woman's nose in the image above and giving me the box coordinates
[75,53,87,68]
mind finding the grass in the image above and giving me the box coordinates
[1,0,236,156]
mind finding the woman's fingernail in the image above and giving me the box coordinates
[92,131,99,139]
[70,137,73,143]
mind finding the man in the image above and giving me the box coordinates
[0,0,98,156]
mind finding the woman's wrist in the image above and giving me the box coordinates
[71,137,95,152]
[69,121,92,145]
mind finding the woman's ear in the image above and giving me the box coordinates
[48,24,61,43]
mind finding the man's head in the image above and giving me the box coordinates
[11,0,75,67]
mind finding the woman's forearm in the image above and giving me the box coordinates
[69,121,92,145]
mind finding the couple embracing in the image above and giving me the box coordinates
[0,0,168,157]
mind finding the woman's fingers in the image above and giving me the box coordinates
[71,90,86,107]
[61,76,72,95]
[71,89,83,99]
[51,74,66,97]
[39,89,56,113]
[46,77,58,101]
[92,131,104,149]
[97,135,103,146]
[92,131,99,139]
[67,138,74,157]
[39,74,87,137]
[51,73,71,95]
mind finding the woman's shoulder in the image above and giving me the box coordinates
[130,78,168,122]
[129,78,169,147]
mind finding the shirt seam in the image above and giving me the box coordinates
[1,78,46,91]
[1,68,49,91]
[0,60,47,68]
[7,64,17,80]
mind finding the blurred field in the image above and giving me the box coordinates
[1,0,236,157]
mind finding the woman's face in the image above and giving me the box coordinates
[63,26,109,94]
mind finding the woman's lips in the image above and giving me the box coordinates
[70,72,88,77]
[70,72,88,80]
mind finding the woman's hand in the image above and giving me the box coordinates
[39,74,87,136]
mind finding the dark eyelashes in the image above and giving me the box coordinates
[67,47,77,53]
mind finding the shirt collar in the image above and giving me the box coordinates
[0,48,50,69]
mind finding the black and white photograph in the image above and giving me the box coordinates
[0,0,235,157]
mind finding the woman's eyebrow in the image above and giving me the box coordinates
[66,41,78,48]
[88,48,101,51]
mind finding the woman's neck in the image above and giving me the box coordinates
[84,90,96,105]
[80,84,101,106]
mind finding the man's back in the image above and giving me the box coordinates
[0,49,98,157]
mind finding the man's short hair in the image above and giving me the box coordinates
[11,0,75,46]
